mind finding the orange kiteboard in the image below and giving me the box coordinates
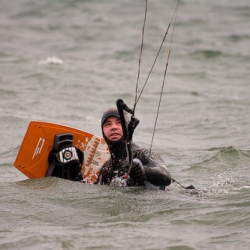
[14,121,110,183]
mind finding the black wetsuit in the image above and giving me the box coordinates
[95,142,171,189]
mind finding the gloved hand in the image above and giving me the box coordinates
[129,159,149,186]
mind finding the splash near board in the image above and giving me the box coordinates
[14,121,110,183]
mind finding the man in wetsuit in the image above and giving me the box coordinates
[95,108,172,190]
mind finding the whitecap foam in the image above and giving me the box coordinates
[38,56,63,65]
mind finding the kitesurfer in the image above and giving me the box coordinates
[95,108,172,189]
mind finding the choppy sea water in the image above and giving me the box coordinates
[1,0,250,249]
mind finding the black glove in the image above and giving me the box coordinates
[129,159,148,186]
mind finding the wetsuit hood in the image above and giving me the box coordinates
[101,108,120,128]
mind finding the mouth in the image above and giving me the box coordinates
[110,133,119,137]
[109,133,121,140]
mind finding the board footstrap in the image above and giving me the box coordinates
[46,133,84,181]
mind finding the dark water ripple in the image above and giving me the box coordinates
[1,0,250,249]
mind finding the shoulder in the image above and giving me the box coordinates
[131,142,148,154]
[131,143,164,165]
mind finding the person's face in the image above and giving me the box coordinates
[102,116,123,141]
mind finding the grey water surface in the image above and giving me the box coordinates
[0,0,250,249]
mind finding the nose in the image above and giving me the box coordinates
[110,121,119,130]
[111,123,117,130]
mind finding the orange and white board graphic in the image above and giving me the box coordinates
[14,121,110,183]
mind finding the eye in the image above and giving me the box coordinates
[115,118,121,124]
[103,121,111,127]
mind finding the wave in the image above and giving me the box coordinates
[192,146,250,166]
[191,49,222,59]
[184,146,250,197]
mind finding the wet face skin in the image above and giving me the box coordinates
[102,116,123,141]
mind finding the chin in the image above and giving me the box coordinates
[109,136,121,141]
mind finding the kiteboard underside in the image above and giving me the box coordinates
[14,121,110,183]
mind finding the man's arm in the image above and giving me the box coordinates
[131,144,172,187]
